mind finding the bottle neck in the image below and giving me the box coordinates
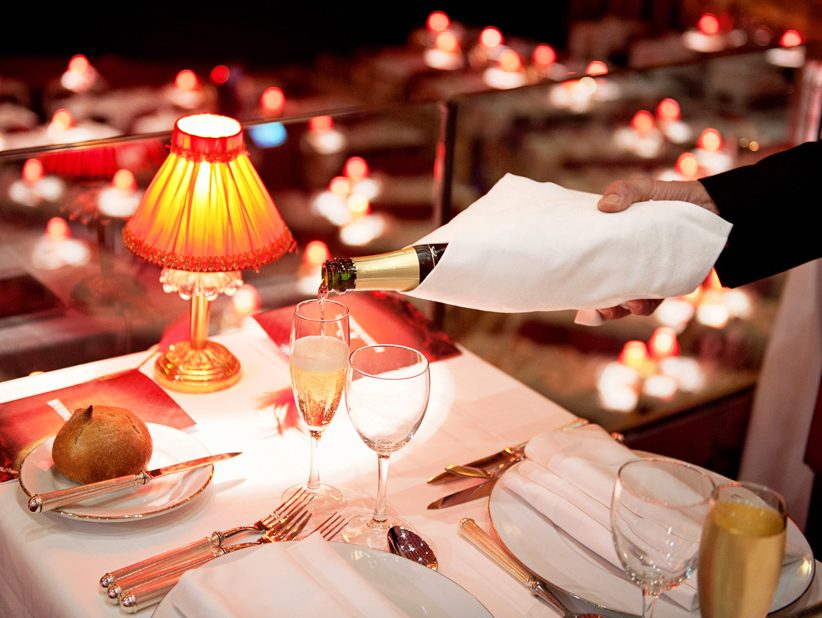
[321,244,446,294]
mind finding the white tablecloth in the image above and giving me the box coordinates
[0,319,819,617]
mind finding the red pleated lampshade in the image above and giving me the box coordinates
[122,114,294,272]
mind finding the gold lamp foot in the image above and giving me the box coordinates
[154,340,241,393]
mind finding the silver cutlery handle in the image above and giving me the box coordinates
[119,572,185,614]
[28,472,149,513]
[105,545,225,604]
[99,533,222,589]
[459,518,533,585]
[459,518,569,614]
[117,542,259,613]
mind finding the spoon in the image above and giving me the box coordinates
[387,526,438,571]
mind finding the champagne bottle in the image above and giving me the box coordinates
[321,244,447,294]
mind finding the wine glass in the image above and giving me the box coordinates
[611,457,715,618]
[282,298,349,511]
[698,481,787,618]
[342,344,430,549]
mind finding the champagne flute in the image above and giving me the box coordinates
[611,457,715,618]
[342,344,430,549]
[698,481,787,618]
[282,299,349,511]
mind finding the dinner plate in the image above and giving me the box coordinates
[18,423,213,522]
[490,461,815,617]
[154,541,493,617]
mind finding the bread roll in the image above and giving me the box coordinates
[52,405,153,484]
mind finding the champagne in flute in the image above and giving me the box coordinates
[282,299,349,512]
[698,482,787,618]
[290,335,348,431]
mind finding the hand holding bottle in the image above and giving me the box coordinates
[593,178,720,321]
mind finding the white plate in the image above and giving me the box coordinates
[490,461,815,617]
[154,541,492,617]
[19,423,213,522]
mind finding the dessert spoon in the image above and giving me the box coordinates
[387,526,438,571]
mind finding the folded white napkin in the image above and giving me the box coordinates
[154,536,406,618]
[503,425,701,610]
[410,174,732,323]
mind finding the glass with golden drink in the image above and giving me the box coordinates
[282,298,350,511]
[698,481,787,618]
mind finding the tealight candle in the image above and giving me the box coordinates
[97,169,142,218]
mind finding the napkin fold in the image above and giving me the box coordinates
[155,537,406,618]
[409,174,732,319]
[503,424,701,611]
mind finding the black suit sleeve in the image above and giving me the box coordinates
[699,140,822,288]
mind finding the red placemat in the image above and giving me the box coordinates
[253,292,460,434]
[0,369,195,482]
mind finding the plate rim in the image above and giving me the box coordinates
[18,423,213,522]
[332,541,494,616]
[154,540,494,617]
[489,457,816,616]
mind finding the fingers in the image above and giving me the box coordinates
[597,178,718,214]
[595,299,663,321]
[598,179,653,212]
[596,305,632,320]
[623,299,663,316]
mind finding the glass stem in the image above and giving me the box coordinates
[642,589,659,618]
[307,430,321,491]
[372,453,391,523]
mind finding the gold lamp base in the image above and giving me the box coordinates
[154,340,241,393]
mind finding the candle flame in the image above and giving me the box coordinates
[698,13,720,35]
[175,69,199,92]
[698,128,723,151]
[112,169,137,191]
[630,110,656,136]
[532,44,556,66]
[427,11,450,33]
[304,240,330,266]
[649,327,680,359]
[656,98,681,122]
[46,217,70,241]
[585,60,608,76]
[479,26,503,48]
[344,156,369,181]
[309,115,333,132]
[780,29,803,48]
[68,54,90,74]
[23,159,44,183]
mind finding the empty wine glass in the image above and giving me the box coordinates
[342,344,430,549]
[611,457,715,618]
[282,299,349,512]
[698,481,787,618]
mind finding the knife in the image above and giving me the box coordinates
[427,478,496,509]
[427,418,590,485]
[27,452,241,513]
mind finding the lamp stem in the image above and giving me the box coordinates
[190,294,210,350]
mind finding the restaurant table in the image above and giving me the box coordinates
[1,318,819,617]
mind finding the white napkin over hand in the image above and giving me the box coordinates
[154,536,406,618]
[409,174,732,324]
[503,424,701,610]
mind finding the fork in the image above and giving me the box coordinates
[118,511,347,614]
[307,511,348,540]
[100,488,313,595]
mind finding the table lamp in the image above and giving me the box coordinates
[123,113,294,393]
